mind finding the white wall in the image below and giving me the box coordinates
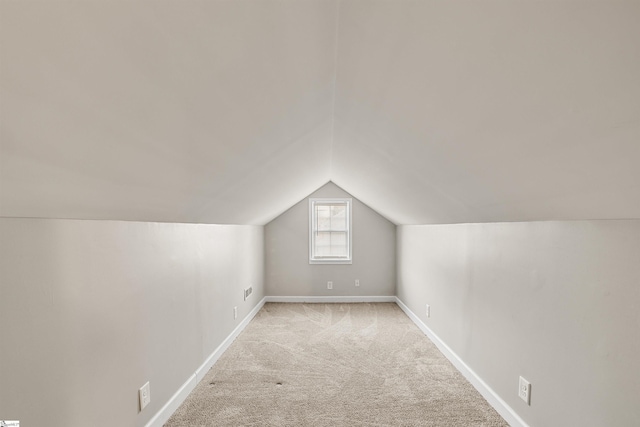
[265,181,395,297]
[0,218,264,427]
[333,0,640,225]
[1,0,338,225]
[397,220,640,427]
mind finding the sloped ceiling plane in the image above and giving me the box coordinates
[2,0,639,225]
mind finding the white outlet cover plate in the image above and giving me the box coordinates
[139,381,151,411]
[519,376,531,405]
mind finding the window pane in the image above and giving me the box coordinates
[315,231,331,257]
[330,231,347,256]
[330,205,346,231]
[316,205,331,231]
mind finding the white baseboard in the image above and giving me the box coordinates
[144,373,197,427]
[145,297,266,427]
[265,295,397,303]
[394,297,528,427]
[195,297,266,382]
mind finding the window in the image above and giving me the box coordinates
[309,198,352,264]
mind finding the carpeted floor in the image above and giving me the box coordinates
[165,303,508,426]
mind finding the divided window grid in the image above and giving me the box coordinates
[309,198,352,264]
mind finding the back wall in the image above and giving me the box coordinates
[265,181,395,297]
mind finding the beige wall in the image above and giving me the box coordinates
[397,220,640,426]
[0,218,264,427]
[265,181,396,296]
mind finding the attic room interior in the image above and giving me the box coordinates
[1,0,639,426]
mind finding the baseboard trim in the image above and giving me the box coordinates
[195,297,266,382]
[265,295,397,303]
[395,297,528,427]
[145,297,267,427]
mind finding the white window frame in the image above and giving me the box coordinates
[309,198,352,264]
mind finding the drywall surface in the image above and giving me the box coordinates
[1,0,336,225]
[0,218,264,427]
[265,181,395,296]
[333,0,640,224]
[397,220,640,427]
[4,0,639,227]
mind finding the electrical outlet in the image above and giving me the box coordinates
[355,279,360,287]
[426,304,430,318]
[519,376,531,405]
[327,281,333,290]
[233,306,238,320]
[139,381,151,411]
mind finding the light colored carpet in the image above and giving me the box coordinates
[165,303,508,426]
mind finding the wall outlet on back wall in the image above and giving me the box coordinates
[327,281,333,290]
[426,304,430,318]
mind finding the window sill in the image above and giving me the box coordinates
[309,259,353,265]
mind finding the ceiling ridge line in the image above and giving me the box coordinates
[329,0,342,180]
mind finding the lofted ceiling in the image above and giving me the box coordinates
[1,0,639,225]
